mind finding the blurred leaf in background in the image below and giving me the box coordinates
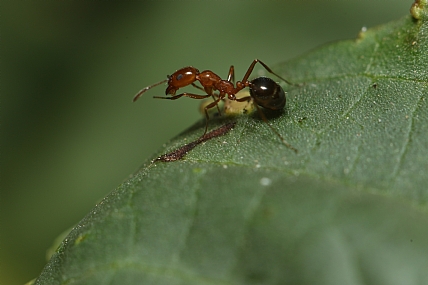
[0,1,413,284]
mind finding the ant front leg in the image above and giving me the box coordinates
[200,94,225,136]
[154,92,215,136]
[191,83,204,91]
[188,83,221,115]
[203,86,222,116]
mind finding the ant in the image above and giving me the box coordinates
[133,59,298,153]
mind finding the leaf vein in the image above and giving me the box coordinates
[391,92,424,178]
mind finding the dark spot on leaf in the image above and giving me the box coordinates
[154,122,236,162]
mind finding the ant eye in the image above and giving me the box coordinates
[176,74,183,80]
[250,77,286,110]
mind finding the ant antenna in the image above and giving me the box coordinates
[133,79,167,102]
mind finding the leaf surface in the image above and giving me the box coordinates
[35,10,428,285]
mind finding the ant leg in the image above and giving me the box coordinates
[153,93,211,100]
[227,65,235,83]
[235,96,252,103]
[154,92,221,136]
[231,95,254,114]
[211,92,222,116]
[240,59,259,83]
[201,95,225,136]
[241,59,299,87]
[253,103,298,153]
[200,85,222,116]
[254,59,299,86]
[191,83,205,91]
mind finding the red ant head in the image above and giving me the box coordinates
[165,66,199,95]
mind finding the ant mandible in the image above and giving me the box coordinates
[133,59,298,153]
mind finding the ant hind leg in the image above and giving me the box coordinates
[227,65,235,83]
[253,104,298,153]
[242,59,299,87]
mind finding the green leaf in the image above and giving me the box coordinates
[35,9,428,285]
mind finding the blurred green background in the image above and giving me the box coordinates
[1,1,410,284]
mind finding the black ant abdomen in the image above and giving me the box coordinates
[250,77,286,110]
